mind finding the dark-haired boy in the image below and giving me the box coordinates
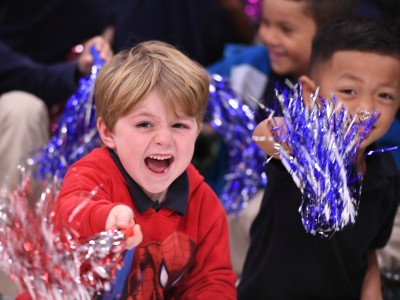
[240,18,400,300]
[206,0,358,277]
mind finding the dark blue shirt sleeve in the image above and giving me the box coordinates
[0,41,78,106]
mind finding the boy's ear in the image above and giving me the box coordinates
[197,122,204,137]
[299,75,317,107]
[97,117,116,149]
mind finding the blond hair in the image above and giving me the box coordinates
[94,40,210,130]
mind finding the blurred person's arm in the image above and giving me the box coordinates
[0,37,112,106]
[360,249,383,300]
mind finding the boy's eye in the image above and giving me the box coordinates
[137,122,152,128]
[340,89,356,95]
[172,123,189,129]
[281,26,294,34]
[378,92,394,101]
[261,18,270,27]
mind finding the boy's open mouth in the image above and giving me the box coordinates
[145,155,174,173]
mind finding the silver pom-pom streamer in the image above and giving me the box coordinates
[264,84,379,237]
[0,169,129,299]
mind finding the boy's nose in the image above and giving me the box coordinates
[153,128,172,146]
[259,26,279,47]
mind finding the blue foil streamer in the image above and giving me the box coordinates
[206,74,267,214]
[35,47,104,181]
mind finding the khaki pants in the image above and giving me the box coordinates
[0,91,49,297]
[0,270,18,298]
[378,205,400,271]
[227,189,263,279]
[0,91,49,189]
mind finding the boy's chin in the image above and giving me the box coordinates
[359,137,375,153]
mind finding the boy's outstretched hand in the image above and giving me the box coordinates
[106,205,143,249]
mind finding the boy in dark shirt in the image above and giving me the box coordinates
[206,0,357,276]
[241,18,400,300]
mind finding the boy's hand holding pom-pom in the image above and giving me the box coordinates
[253,83,379,237]
[106,205,143,249]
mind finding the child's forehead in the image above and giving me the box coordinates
[264,0,309,15]
[133,94,190,116]
[262,0,316,27]
[318,51,400,76]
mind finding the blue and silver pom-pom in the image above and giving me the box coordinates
[206,74,267,214]
[267,83,379,237]
[35,47,103,181]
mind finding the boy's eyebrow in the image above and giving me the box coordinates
[278,21,296,28]
[128,111,157,118]
[377,82,400,89]
[339,73,399,88]
[129,110,193,121]
[260,16,295,27]
[338,73,363,83]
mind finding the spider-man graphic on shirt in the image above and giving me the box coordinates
[124,231,196,300]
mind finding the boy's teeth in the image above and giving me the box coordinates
[149,155,171,160]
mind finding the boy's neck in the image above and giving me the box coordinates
[356,148,367,175]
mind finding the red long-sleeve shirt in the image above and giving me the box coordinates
[56,147,236,299]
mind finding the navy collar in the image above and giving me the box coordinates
[108,148,189,215]
[362,143,399,191]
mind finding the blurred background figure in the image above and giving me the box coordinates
[0,0,115,297]
[0,0,115,189]
[112,0,256,66]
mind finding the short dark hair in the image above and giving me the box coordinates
[301,0,358,29]
[309,17,400,74]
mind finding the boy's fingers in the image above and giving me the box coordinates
[116,209,134,228]
[105,205,134,230]
[105,213,117,230]
[125,224,143,249]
